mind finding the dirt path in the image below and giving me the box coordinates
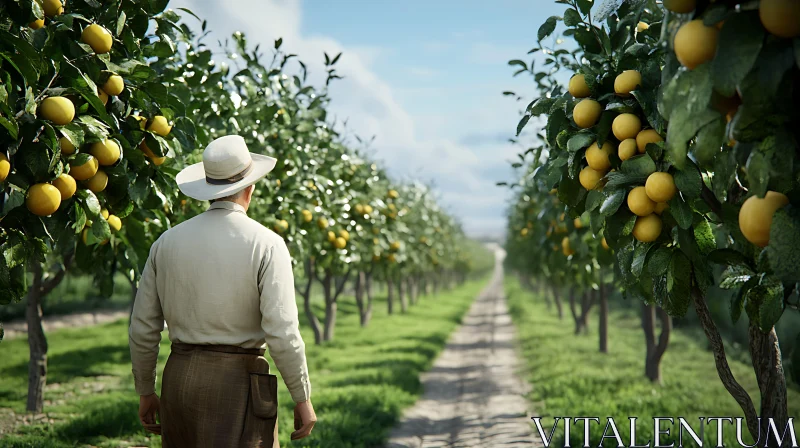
[386,247,542,448]
[2,309,129,340]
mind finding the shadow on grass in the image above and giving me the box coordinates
[0,344,130,385]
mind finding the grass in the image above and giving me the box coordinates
[0,278,486,448]
[505,276,800,447]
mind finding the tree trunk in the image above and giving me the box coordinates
[749,324,788,447]
[362,272,374,326]
[322,274,336,342]
[407,277,416,305]
[26,265,47,413]
[642,304,671,383]
[551,285,564,319]
[578,290,594,334]
[354,271,374,327]
[569,288,580,334]
[300,260,323,345]
[398,277,407,313]
[599,285,608,353]
[387,278,394,315]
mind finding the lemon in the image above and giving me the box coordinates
[70,156,98,180]
[628,186,656,216]
[86,170,108,193]
[274,220,289,232]
[102,74,124,96]
[30,19,45,29]
[364,205,373,214]
[573,99,602,128]
[585,141,615,171]
[614,70,642,96]
[42,0,63,17]
[574,217,583,229]
[81,24,112,54]
[619,139,637,161]
[562,237,575,256]
[520,228,529,237]
[636,129,663,153]
[354,204,364,215]
[633,214,662,242]
[674,20,718,70]
[579,166,605,190]
[339,229,350,241]
[612,114,642,140]
[140,141,166,166]
[148,115,172,137]
[107,214,122,232]
[39,96,75,125]
[100,207,109,219]
[387,254,397,263]
[388,189,399,199]
[52,173,76,200]
[26,183,61,216]
[334,237,347,249]
[645,172,677,203]
[664,0,695,13]
[654,202,669,215]
[601,237,610,250]
[759,0,800,38]
[738,191,789,247]
[0,153,9,182]
[318,217,329,229]
[637,22,649,32]
[390,241,401,251]
[301,209,313,222]
[98,89,108,106]
[327,231,336,242]
[89,139,120,166]
[568,74,591,98]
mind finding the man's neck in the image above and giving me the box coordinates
[213,198,249,212]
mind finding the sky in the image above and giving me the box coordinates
[168,0,567,239]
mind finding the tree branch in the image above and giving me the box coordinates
[700,183,723,217]
[39,253,74,297]
[654,306,671,359]
[332,269,352,301]
[691,285,759,439]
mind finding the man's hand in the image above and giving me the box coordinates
[291,399,317,440]
[138,393,161,435]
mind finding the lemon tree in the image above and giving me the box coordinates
[510,0,800,439]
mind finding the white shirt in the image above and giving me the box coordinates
[128,201,311,403]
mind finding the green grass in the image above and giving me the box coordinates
[505,276,800,447]
[0,278,486,447]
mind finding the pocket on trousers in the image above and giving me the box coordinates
[249,373,278,419]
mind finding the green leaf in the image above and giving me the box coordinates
[76,189,101,217]
[595,111,616,146]
[709,249,752,269]
[767,206,800,284]
[538,16,559,41]
[660,64,713,119]
[749,276,784,332]
[694,117,726,168]
[720,264,755,289]
[116,11,127,36]
[731,289,746,323]
[516,114,531,136]
[577,0,593,15]
[599,189,626,216]
[585,190,604,212]
[564,9,582,27]
[668,196,693,230]
[711,12,764,97]
[530,97,555,116]
[567,132,594,152]
[665,251,691,317]
[666,108,720,168]
[632,242,654,277]
[92,217,111,241]
[621,154,656,176]
[648,247,673,277]
[547,108,567,149]
[745,151,770,198]
[694,219,716,255]
[674,163,703,199]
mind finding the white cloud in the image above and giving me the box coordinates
[169,0,509,238]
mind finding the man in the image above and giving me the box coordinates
[129,135,316,447]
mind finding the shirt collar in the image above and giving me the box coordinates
[208,201,247,214]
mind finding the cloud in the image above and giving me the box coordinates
[169,0,509,238]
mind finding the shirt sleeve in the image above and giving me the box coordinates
[258,239,312,403]
[129,241,165,396]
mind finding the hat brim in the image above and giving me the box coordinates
[176,153,277,201]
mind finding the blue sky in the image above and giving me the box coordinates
[170,0,567,238]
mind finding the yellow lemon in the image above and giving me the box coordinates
[637,22,649,32]
[26,183,61,216]
[612,114,642,140]
[102,74,124,96]
[645,172,677,203]
[107,214,122,232]
[568,74,591,98]
[654,202,669,215]
[42,0,63,17]
[70,155,98,180]
[586,141,615,171]
[574,217,583,229]
[614,70,642,96]
[636,129,663,153]
[664,0,696,13]
[98,89,108,106]
[39,96,75,125]
[619,139,637,161]
[674,20,719,70]
[390,241,401,251]
[601,237,610,250]
[364,205,373,214]
[148,115,172,137]
[339,229,350,241]
[388,189,399,199]
[86,170,108,193]
[89,139,120,166]
[318,217,329,229]
[301,209,313,222]
[633,214,662,242]
[561,237,575,256]
[52,173,76,200]
[573,99,602,128]
[327,230,336,242]
[627,186,656,216]
[759,0,800,38]
[29,19,45,29]
[140,141,166,165]
[334,237,347,249]
[100,207,109,219]
[738,191,790,247]
[579,166,605,190]
[520,228,529,237]
[354,204,364,215]
[387,254,397,263]
[0,152,9,182]
[81,24,112,54]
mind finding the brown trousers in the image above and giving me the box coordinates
[161,343,279,448]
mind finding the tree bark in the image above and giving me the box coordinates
[398,277,408,313]
[363,272,374,326]
[599,285,608,353]
[691,286,760,441]
[578,289,594,334]
[320,271,350,342]
[298,259,323,345]
[354,271,374,327]
[641,304,671,383]
[551,285,564,319]
[569,288,580,333]
[26,264,47,413]
[387,278,394,315]
[749,324,789,447]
